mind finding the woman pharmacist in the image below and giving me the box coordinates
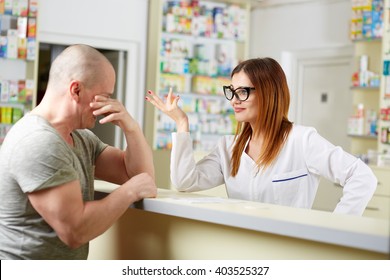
[146,57,377,216]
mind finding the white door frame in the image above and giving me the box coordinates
[281,45,354,124]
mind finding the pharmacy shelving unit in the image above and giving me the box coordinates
[145,0,251,187]
[366,0,390,219]
[379,0,390,154]
[347,0,390,219]
[348,0,383,156]
[348,39,382,156]
[0,0,38,145]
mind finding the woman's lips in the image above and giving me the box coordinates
[234,107,245,113]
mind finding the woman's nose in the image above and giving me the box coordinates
[230,96,241,105]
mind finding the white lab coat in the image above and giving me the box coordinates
[170,125,377,215]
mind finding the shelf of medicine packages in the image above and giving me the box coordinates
[155,92,233,114]
[154,89,236,151]
[162,31,245,44]
[348,133,378,139]
[0,57,35,62]
[0,106,29,143]
[156,90,233,115]
[159,73,232,102]
[350,86,380,90]
[157,128,232,137]
[351,37,382,43]
[155,91,235,133]
[159,89,229,99]
[348,118,390,140]
[0,102,25,110]
[0,101,29,119]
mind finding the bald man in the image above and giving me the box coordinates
[0,44,157,259]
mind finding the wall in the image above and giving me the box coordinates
[249,0,352,60]
[249,0,353,132]
[38,0,149,127]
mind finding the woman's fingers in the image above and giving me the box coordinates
[172,94,180,107]
[146,89,178,112]
[167,87,173,103]
[146,89,188,128]
[146,90,165,110]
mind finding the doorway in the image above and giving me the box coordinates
[282,46,354,211]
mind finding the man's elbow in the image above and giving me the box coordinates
[57,228,86,249]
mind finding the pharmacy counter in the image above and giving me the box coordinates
[90,180,390,260]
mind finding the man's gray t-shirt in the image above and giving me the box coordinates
[0,114,107,259]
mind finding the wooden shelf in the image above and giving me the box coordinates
[350,86,380,90]
[348,134,378,140]
[351,38,382,43]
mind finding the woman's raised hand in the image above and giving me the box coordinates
[145,87,189,132]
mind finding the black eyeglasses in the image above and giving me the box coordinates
[223,85,255,101]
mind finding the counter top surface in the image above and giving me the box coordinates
[94,180,390,255]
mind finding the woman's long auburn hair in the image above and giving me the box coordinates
[230,57,293,176]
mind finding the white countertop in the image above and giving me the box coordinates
[94,180,390,255]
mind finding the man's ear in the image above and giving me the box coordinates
[70,81,81,102]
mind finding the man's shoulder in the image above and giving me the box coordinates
[4,115,61,147]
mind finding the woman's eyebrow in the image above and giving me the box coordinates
[231,85,252,89]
